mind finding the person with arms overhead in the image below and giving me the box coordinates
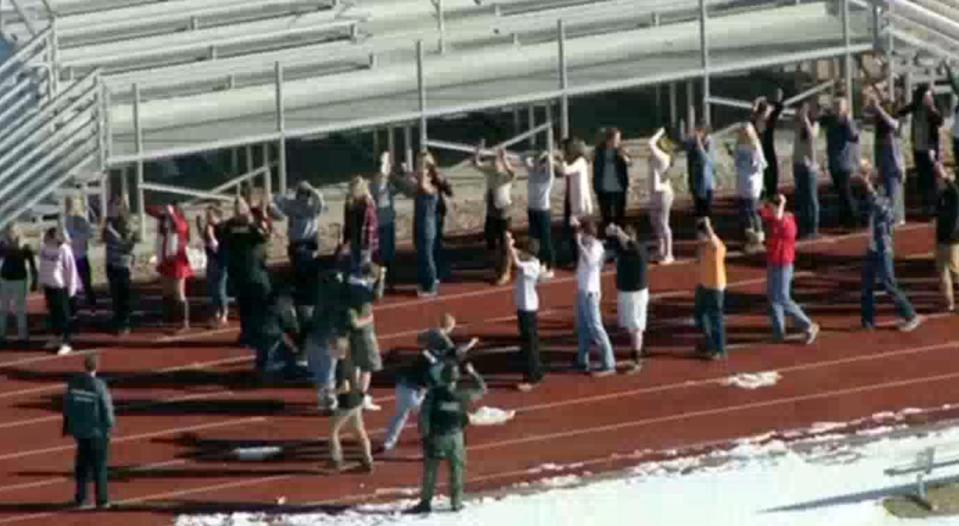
[648,127,675,264]
[822,97,861,229]
[866,88,907,225]
[573,218,616,377]
[592,127,632,232]
[102,196,138,335]
[793,101,821,239]
[222,197,272,345]
[684,123,717,218]
[507,233,546,389]
[146,202,194,333]
[934,163,959,312]
[751,89,785,199]
[561,137,593,265]
[694,217,727,360]
[898,83,944,217]
[475,143,518,286]
[63,195,96,313]
[525,150,557,278]
[606,223,649,373]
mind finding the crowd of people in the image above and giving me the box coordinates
[6,60,959,512]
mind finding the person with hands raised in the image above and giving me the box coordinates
[506,231,546,390]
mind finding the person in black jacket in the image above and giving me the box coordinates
[0,224,38,345]
[752,89,785,199]
[935,163,959,312]
[592,128,632,233]
[607,223,649,373]
[62,353,115,510]
[899,84,945,216]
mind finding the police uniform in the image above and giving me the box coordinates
[62,372,115,507]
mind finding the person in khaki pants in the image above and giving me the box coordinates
[935,163,959,312]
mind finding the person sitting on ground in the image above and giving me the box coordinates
[935,162,959,313]
[507,232,546,389]
[525,150,557,279]
[858,160,923,332]
[0,224,37,346]
[759,194,820,344]
[573,217,616,377]
[475,143,518,286]
[648,127,675,264]
[346,262,386,411]
[247,292,303,381]
[102,197,138,335]
[329,354,373,473]
[39,227,79,356]
[606,223,649,373]
[694,217,727,360]
[407,361,487,515]
[733,122,767,254]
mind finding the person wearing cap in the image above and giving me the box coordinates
[407,361,487,514]
[381,314,478,452]
[63,353,115,510]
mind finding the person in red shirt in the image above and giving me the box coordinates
[146,203,194,333]
[760,194,819,344]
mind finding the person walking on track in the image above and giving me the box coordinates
[592,127,632,233]
[694,217,727,360]
[39,227,80,356]
[573,218,616,377]
[607,223,649,372]
[63,353,115,510]
[760,194,820,344]
[648,127,675,264]
[935,162,959,312]
[0,224,37,346]
[507,232,546,390]
[859,160,923,332]
[793,101,821,239]
[146,203,194,333]
[407,361,487,515]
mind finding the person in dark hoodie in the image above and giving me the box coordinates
[898,83,944,217]
[102,196,139,335]
[222,196,271,346]
[752,89,785,199]
[62,353,115,510]
[592,127,632,233]
[935,162,959,312]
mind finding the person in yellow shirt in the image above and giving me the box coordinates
[694,217,727,360]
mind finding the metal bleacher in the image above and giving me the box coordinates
[0,0,956,229]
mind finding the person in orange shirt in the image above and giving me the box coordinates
[694,217,726,360]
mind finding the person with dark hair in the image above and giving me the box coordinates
[371,151,415,291]
[821,97,861,229]
[684,124,717,218]
[39,227,79,355]
[346,262,386,411]
[414,151,440,298]
[898,83,944,216]
[196,205,227,328]
[305,269,350,411]
[694,217,726,360]
[270,180,326,271]
[64,195,96,313]
[945,62,959,166]
[329,356,373,473]
[63,353,114,510]
[431,162,454,283]
[103,196,138,335]
[793,102,821,238]
[507,233,545,389]
[573,218,616,376]
[859,160,922,332]
[475,144,517,286]
[607,223,648,372]
[406,361,487,515]
[146,203,193,333]
[592,127,632,231]
[561,137,592,265]
[866,89,907,225]
[0,224,37,345]
[222,196,272,345]
[751,89,785,199]
[934,163,959,312]
[525,150,557,278]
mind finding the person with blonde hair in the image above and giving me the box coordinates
[474,143,517,285]
[64,195,96,312]
[197,204,228,327]
[561,137,592,265]
[413,151,440,297]
[103,196,138,335]
[38,226,79,355]
[734,122,767,254]
[146,202,193,333]
[0,224,37,345]
[648,127,674,264]
[340,176,378,275]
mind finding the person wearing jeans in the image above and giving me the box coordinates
[573,219,615,376]
[592,127,631,232]
[525,151,557,276]
[793,102,821,238]
[694,218,726,359]
[822,98,860,229]
[684,124,717,218]
[64,196,95,312]
[305,270,348,411]
[859,161,923,332]
[866,91,907,225]
[734,123,767,254]
[760,195,820,344]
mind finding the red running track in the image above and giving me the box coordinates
[0,199,957,525]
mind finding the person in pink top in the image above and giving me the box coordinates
[759,194,820,345]
[147,203,194,333]
[38,227,80,355]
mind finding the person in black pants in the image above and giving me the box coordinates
[102,197,138,335]
[222,197,272,346]
[898,84,944,217]
[592,128,632,232]
[752,89,785,199]
[822,97,861,229]
[63,353,115,510]
[507,234,545,390]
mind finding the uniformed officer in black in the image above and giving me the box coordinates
[62,353,115,509]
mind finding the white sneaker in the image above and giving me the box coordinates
[540,270,555,280]
[899,316,923,333]
[660,256,675,265]
[363,395,382,411]
[56,344,73,356]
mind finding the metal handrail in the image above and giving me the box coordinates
[0,140,99,225]
[0,68,100,161]
[0,24,51,79]
[0,74,39,118]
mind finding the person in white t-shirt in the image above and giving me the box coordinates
[475,144,518,286]
[507,232,545,390]
[648,127,675,264]
[525,151,557,278]
[562,138,592,266]
[573,218,616,377]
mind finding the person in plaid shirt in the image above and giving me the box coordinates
[340,176,379,276]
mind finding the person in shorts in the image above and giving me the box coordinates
[347,262,386,410]
[607,224,648,372]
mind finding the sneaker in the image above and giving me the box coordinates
[804,323,821,345]
[862,323,875,331]
[56,344,73,356]
[540,269,555,280]
[416,289,437,298]
[96,502,112,510]
[363,395,382,411]
[660,256,675,265]
[590,368,616,378]
[899,316,923,333]
[73,501,94,511]
[404,502,432,515]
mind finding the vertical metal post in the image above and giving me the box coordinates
[262,143,272,198]
[842,0,854,114]
[686,80,696,130]
[387,126,396,160]
[512,108,521,135]
[699,0,711,127]
[669,82,678,130]
[121,165,130,204]
[886,6,895,102]
[404,126,413,168]
[437,0,446,54]
[132,83,145,239]
[546,120,555,183]
[373,129,380,159]
[98,176,108,222]
[528,105,537,149]
[416,40,428,149]
[557,20,570,139]
[871,3,881,52]
[244,145,254,197]
[274,62,287,196]
[654,84,662,126]
[230,148,239,176]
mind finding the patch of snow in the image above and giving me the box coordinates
[721,371,781,389]
[469,406,516,426]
